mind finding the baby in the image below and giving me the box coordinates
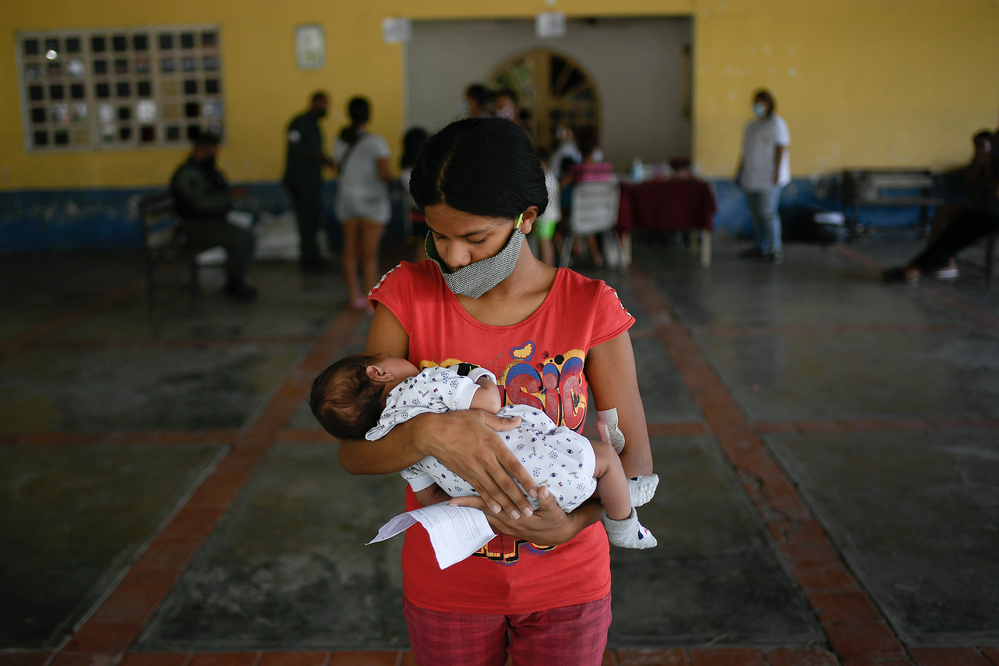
[310,352,659,549]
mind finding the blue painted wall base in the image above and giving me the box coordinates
[0,176,935,254]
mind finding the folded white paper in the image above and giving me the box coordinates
[367,503,496,569]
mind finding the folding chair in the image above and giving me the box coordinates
[138,191,201,311]
[560,179,627,273]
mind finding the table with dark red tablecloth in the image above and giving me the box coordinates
[616,178,717,266]
[617,178,717,233]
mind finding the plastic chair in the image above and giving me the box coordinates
[559,179,627,273]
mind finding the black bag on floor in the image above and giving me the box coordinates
[781,206,848,244]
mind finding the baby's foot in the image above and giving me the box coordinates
[628,474,659,507]
[603,508,657,549]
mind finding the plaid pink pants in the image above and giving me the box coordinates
[403,593,612,666]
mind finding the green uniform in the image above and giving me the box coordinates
[169,156,255,281]
[282,110,327,263]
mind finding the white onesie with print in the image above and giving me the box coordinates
[365,366,598,512]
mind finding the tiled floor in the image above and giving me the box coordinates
[2,235,998,666]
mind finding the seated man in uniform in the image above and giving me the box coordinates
[170,132,259,300]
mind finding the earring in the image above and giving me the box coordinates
[515,213,524,229]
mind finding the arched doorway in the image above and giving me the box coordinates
[488,48,600,150]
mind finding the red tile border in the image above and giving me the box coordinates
[187,654,259,666]
[256,653,329,666]
[805,590,883,623]
[0,653,52,666]
[88,589,168,623]
[119,653,192,666]
[328,653,399,666]
[795,421,843,433]
[776,539,842,567]
[763,647,840,666]
[754,422,799,434]
[839,659,912,666]
[822,622,907,660]
[688,648,766,666]
[981,647,999,665]
[789,562,860,592]
[62,620,145,653]
[909,648,992,666]
[50,653,121,666]
[616,648,689,665]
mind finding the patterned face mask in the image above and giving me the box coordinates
[425,226,525,299]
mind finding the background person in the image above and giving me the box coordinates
[736,88,790,263]
[170,132,258,300]
[333,96,393,311]
[400,126,430,262]
[493,87,521,127]
[550,125,582,181]
[283,91,336,274]
[560,126,613,268]
[465,83,494,118]
[883,129,999,285]
[910,130,996,279]
[534,146,561,266]
[337,117,654,665]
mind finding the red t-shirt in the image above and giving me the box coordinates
[369,261,635,614]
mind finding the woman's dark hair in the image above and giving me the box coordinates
[409,117,548,219]
[753,89,776,115]
[340,96,371,146]
[401,127,429,170]
[309,353,385,440]
[576,126,600,159]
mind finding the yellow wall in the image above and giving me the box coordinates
[2,0,998,190]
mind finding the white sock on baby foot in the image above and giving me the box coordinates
[603,508,657,549]
[628,474,659,507]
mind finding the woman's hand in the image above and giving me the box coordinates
[450,487,604,547]
[412,409,540,520]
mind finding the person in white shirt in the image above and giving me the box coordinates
[333,97,393,310]
[736,89,790,262]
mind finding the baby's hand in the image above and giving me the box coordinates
[471,377,503,414]
[415,484,450,507]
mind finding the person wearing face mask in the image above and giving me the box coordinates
[169,131,258,300]
[736,89,791,262]
[283,91,337,274]
[493,87,522,127]
[339,117,654,666]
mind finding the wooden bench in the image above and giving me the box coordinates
[138,191,204,311]
[841,169,945,231]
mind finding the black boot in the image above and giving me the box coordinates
[225,277,259,300]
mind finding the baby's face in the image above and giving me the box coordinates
[375,355,419,380]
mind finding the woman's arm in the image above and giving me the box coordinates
[585,331,653,477]
[337,304,539,519]
[377,157,393,184]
